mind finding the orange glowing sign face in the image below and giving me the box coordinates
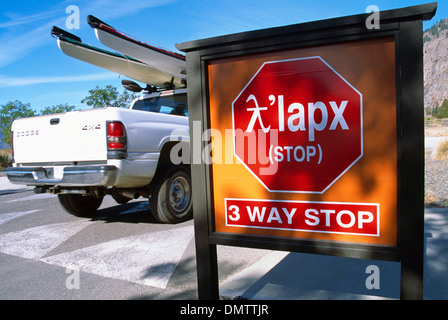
[207,37,397,246]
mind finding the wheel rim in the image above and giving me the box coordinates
[169,176,191,214]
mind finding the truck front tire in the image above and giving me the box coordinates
[58,194,104,217]
[150,166,193,223]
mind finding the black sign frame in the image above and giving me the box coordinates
[177,2,437,300]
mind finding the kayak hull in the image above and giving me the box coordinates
[57,37,184,88]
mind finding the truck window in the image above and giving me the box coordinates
[132,93,188,116]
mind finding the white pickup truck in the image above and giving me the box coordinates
[6,88,191,223]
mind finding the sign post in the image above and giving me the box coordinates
[177,3,437,300]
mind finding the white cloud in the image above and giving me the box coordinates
[0,5,66,68]
[85,0,177,21]
[0,0,178,68]
[0,9,60,28]
[0,72,118,88]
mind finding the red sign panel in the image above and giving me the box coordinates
[225,198,379,237]
[232,57,363,193]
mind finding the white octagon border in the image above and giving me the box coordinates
[231,56,363,194]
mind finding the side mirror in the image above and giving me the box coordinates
[122,80,144,92]
[122,80,157,93]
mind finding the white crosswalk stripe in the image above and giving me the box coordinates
[0,220,93,259]
[0,211,194,288]
[40,225,194,288]
[0,189,195,289]
[6,193,54,203]
[0,209,41,226]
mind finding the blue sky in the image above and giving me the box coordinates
[0,0,445,112]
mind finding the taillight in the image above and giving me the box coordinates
[11,131,14,163]
[107,122,127,150]
[11,131,14,155]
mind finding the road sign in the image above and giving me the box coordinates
[232,57,363,193]
[178,2,436,300]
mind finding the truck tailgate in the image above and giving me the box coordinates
[12,109,107,165]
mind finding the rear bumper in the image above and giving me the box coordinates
[6,165,117,187]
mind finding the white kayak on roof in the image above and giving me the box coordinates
[51,27,184,88]
[51,26,184,89]
[88,15,186,83]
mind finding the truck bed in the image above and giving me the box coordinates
[10,106,189,188]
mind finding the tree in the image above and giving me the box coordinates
[81,85,136,108]
[0,101,35,145]
[40,103,76,115]
[0,84,137,145]
[0,101,76,145]
[434,99,448,119]
[432,102,439,117]
[115,90,138,108]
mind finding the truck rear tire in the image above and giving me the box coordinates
[58,194,103,217]
[150,166,192,224]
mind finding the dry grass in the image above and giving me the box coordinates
[0,149,12,169]
[434,139,448,160]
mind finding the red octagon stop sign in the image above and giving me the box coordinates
[232,57,363,193]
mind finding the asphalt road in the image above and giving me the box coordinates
[0,184,269,300]
[2,176,448,300]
